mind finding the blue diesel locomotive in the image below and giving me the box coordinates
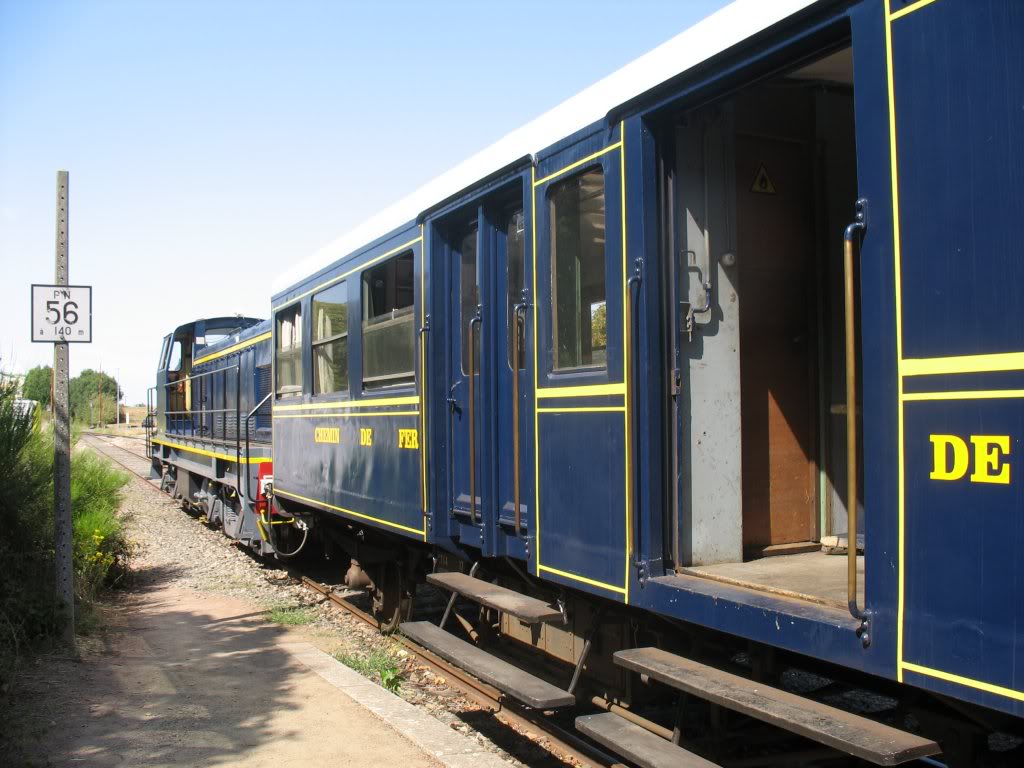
[149,1,1024,764]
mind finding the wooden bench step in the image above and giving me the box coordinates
[427,571,563,624]
[615,648,940,766]
[401,621,574,708]
[576,713,720,768]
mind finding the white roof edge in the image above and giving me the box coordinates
[272,0,819,296]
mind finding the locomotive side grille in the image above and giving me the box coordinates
[255,364,272,430]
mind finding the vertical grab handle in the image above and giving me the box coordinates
[844,199,867,626]
[626,259,643,568]
[419,320,430,517]
[468,309,482,524]
[512,302,527,535]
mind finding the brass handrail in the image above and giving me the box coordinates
[468,310,481,523]
[626,261,642,565]
[843,204,867,623]
[512,302,527,535]
[419,321,430,518]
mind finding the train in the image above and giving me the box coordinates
[146,1,1024,764]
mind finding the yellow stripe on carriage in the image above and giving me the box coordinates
[274,395,420,412]
[535,382,625,399]
[538,564,627,596]
[901,662,1024,703]
[274,488,426,536]
[888,0,941,22]
[902,351,1024,377]
[273,411,420,419]
[902,389,1024,402]
[885,0,908,684]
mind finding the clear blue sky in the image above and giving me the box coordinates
[1,0,729,404]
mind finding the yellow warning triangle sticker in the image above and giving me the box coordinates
[750,164,776,194]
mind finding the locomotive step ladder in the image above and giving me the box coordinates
[576,713,721,768]
[612,647,941,766]
[400,567,577,709]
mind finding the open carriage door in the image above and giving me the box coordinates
[532,125,632,602]
[880,0,1024,708]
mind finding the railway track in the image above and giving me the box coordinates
[83,433,620,768]
[87,433,959,768]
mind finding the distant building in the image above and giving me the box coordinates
[14,399,38,420]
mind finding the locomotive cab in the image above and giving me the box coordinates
[154,317,263,435]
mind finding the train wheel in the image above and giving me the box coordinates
[371,561,413,634]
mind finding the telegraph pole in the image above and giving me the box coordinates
[52,170,75,648]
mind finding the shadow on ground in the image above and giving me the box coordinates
[1,563,311,767]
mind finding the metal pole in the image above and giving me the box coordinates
[53,169,75,649]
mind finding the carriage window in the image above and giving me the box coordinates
[507,210,525,370]
[312,282,348,395]
[362,251,415,388]
[275,304,302,395]
[460,227,478,375]
[550,167,607,370]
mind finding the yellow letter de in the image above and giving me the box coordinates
[970,435,1011,485]
[929,434,969,480]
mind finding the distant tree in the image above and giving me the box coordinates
[69,370,120,423]
[22,365,52,407]
[591,302,607,352]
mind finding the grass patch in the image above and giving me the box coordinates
[334,641,404,693]
[266,605,316,626]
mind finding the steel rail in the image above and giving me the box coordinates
[299,576,618,768]
[82,435,616,768]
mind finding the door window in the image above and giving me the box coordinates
[275,305,302,395]
[459,228,478,374]
[506,210,525,370]
[312,281,348,395]
[549,168,607,370]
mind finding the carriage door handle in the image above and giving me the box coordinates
[511,302,528,536]
[468,307,482,523]
[843,198,869,639]
[626,258,643,569]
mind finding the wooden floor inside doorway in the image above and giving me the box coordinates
[681,551,864,609]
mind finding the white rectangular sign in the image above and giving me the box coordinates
[31,284,92,343]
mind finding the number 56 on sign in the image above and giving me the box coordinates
[31,284,92,343]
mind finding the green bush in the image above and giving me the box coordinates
[0,381,131,684]
[71,452,131,603]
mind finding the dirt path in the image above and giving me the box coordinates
[0,442,531,767]
[3,576,445,768]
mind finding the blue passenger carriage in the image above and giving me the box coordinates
[158,0,1024,763]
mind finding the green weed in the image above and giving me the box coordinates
[267,605,316,626]
[334,642,404,693]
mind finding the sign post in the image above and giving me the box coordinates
[52,171,74,649]
[32,171,88,649]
